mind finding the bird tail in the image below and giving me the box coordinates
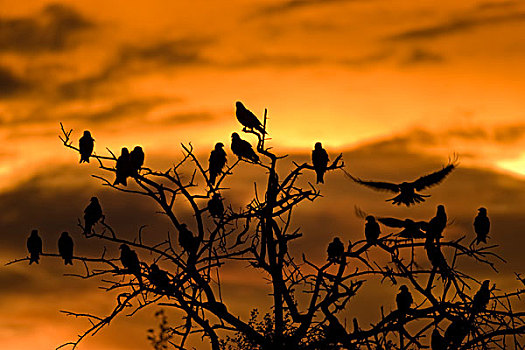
[256,125,268,135]
[209,172,217,186]
[316,171,324,184]
[84,223,92,235]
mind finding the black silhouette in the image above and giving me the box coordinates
[231,132,259,163]
[114,147,132,186]
[365,215,380,245]
[425,238,450,280]
[27,229,42,265]
[235,101,266,135]
[129,146,145,176]
[148,263,172,294]
[347,160,457,206]
[471,280,490,315]
[79,130,94,163]
[396,285,413,314]
[58,231,74,265]
[431,329,446,350]
[312,142,329,184]
[208,142,227,186]
[444,317,470,347]
[377,217,427,239]
[84,197,103,235]
[474,207,490,244]
[208,193,224,218]
[427,205,447,241]
[327,237,344,263]
[178,224,198,255]
[119,244,142,287]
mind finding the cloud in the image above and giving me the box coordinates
[0,3,93,53]
[252,0,362,17]
[388,12,525,41]
[401,48,445,65]
[0,66,31,98]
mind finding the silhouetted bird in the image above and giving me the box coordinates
[119,244,142,287]
[425,239,450,280]
[235,101,266,134]
[377,217,427,239]
[474,207,490,244]
[365,216,380,245]
[148,263,172,293]
[231,133,259,163]
[327,237,345,263]
[178,224,199,255]
[471,280,490,315]
[79,130,94,163]
[396,285,413,314]
[208,142,227,186]
[208,193,224,218]
[58,231,74,265]
[312,142,329,184]
[427,205,447,241]
[84,197,103,235]
[431,329,446,350]
[27,229,42,265]
[347,160,457,206]
[114,147,132,186]
[444,317,470,348]
[129,146,144,176]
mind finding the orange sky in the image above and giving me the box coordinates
[1,0,525,349]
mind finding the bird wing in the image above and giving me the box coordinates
[377,217,406,228]
[412,161,457,191]
[346,173,400,193]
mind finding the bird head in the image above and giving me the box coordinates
[212,193,222,200]
[314,142,323,150]
[133,146,142,152]
[482,280,490,288]
[235,101,244,109]
[231,132,240,140]
[119,244,129,251]
[90,197,98,203]
[150,263,159,272]
[437,205,445,213]
[121,147,129,156]
[365,215,375,223]
[478,207,487,214]
[399,285,409,292]
[31,229,38,236]
[61,232,69,238]
[333,237,341,243]
[215,142,224,150]
[83,130,91,137]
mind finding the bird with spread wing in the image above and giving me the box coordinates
[346,157,458,206]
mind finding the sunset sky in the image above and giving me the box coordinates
[1,0,525,349]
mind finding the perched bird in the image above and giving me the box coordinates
[473,207,490,244]
[377,217,427,239]
[148,263,172,294]
[114,147,132,186]
[396,285,413,314]
[129,146,144,176]
[231,133,259,163]
[425,239,450,280]
[327,237,345,263]
[444,317,470,348]
[365,216,381,245]
[27,229,43,265]
[58,231,74,265]
[84,197,103,235]
[208,142,227,186]
[427,205,447,241]
[178,224,199,255]
[208,193,224,218]
[431,329,446,350]
[346,160,457,206]
[471,280,490,315]
[79,130,94,163]
[312,142,329,184]
[235,101,266,134]
[119,244,142,287]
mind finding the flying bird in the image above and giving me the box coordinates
[231,133,259,163]
[84,197,103,235]
[114,147,132,186]
[79,130,94,163]
[208,142,227,186]
[58,231,74,265]
[431,329,446,350]
[346,159,457,206]
[312,142,329,184]
[327,237,345,263]
[474,207,490,244]
[129,146,145,176]
[208,193,224,218]
[119,244,142,287]
[396,285,413,315]
[365,216,381,245]
[27,229,43,265]
[148,263,172,294]
[178,224,199,255]
[427,205,447,241]
[471,280,490,315]
[235,101,267,135]
[377,217,427,239]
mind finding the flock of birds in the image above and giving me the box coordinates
[30,101,494,349]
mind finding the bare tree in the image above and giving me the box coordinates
[8,111,525,350]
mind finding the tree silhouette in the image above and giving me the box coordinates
[7,111,525,350]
